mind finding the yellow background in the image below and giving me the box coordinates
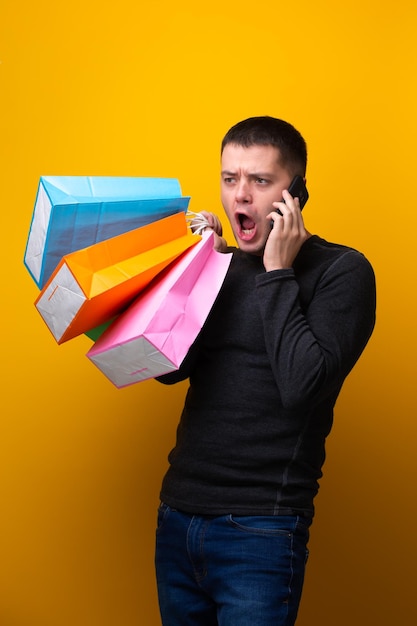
[1,1,416,624]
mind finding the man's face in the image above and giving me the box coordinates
[221,143,293,255]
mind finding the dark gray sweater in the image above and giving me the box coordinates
[157,235,376,518]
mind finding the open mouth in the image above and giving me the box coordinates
[237,212,256,236]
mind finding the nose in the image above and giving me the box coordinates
[235,179,251,204]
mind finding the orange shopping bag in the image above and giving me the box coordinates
[35,212,200,344]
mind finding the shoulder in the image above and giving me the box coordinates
[296,235,375,277]
[294,235,376,309]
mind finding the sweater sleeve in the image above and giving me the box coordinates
[255,250,376,409]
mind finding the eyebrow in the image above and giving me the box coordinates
[221,170,275,178]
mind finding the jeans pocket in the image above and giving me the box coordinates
[227,515,298,536]
[157,502,171,532]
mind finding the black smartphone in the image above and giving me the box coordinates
[271,175,309,224]
[286,175,309,210]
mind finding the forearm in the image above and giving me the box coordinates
[256,253,376,408]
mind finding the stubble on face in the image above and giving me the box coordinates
[220,144,293,254]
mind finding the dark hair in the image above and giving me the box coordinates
[221,116,307,176]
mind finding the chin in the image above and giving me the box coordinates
[237,239,264,256]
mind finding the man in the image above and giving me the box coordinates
[154,116,376,626]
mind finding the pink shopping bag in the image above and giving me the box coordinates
[86,232,232,387]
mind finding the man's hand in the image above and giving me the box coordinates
[264,190,310,271]
[190,211,228,253]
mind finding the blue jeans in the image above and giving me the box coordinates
[155,503,311,626]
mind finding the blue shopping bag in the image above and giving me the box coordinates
[24,176,190,288]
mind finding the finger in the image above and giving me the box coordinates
[205,212,223,236]
[212,216,223,236]
[271,202,284,216]
[281,190,302,213]
[267,211,285,231]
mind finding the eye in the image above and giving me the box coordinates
[255,177,269,185]
[222,176,236,185]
